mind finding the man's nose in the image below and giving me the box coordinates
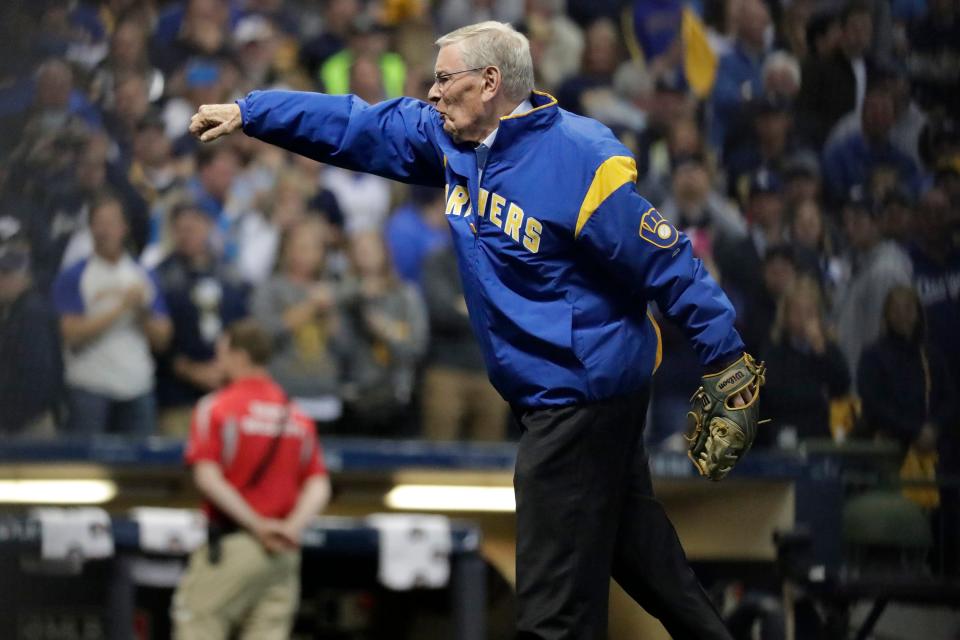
[427,81,441,104]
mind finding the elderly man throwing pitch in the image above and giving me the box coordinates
[191,21,765,640]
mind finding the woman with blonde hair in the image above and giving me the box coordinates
[251,218,345,414]
[761,276,850,445]
[337,230,427,435]
[858,285,956,456]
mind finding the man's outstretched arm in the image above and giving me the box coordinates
[190,91,446,187]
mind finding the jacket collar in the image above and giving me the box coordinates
[442,91,559,179]
[493,91,559,149]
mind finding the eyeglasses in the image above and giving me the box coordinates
[433,67,485,90]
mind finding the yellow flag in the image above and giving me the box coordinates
[682,6,717,99]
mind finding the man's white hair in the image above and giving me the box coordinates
[762,51,801,89]
[436,22,535,102]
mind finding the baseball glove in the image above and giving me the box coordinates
[685,353,766,481]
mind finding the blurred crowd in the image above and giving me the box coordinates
[0,0,958,465]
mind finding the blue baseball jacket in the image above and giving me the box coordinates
[237,90,744,407]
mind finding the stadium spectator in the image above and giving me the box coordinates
[155,203,249,435]
[637,116,703,206]
[743,245,798,355]
[725,97,799,202]
[522,0,585,93]
[822,82,923,204]
[299,0,361,77]
[385,186,449,286]
[29,0,109,68]
[53,194,171,437]
[338,231,427,436]
[556,17,622,117]
[907,0,960,115]
[910,188,960,387]
[658,152,746,274]
[803,9,843,64]
[708,0,771,149]
[0,226,62,436]
[828,71,928,170]
[421,243,509,441]
[251,219,344,415]
[103,72,153,169]
[716,170,789,337]
[834,192,913,381]
[761,277,850,446]
[319,17,406,98]
[233,16,283,95]
[789,198,846,301]
[236,168,314,284]
[876,186,915,245]
[185,143,241,260]
[761,51,802,104]
[797,1,876,146]
[88,18,165,112]
[150,0,234,75]
[29,132,150,290]
[130,111,183,208]
[858,285,956,455]
[0,58,101,156]
[174,318,331,640]
[781,150,824,213]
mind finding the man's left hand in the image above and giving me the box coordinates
[685,353,766,481]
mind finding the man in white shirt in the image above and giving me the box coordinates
[52,194,172,436]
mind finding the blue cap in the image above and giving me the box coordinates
[185,59,220,88]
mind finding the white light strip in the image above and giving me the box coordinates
[0,480,118,505]
[385,485,515,512]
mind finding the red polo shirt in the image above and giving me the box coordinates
[186,375,327,521]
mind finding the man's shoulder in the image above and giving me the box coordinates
[554,108,635,170]
[57,258,91,282]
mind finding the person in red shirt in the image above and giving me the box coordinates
[172,318,331,640]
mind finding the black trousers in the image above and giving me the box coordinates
[512,388,733,640]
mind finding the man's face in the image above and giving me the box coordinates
[739,0,771,48]
[134,126,172,166]
[755,112,791,152]
[763,256,795,297]
[791,200,822,248]
[672,162,709,203]
[862,92,895,141]
[843,207,876,250]
[750,192,784,227]
[428,45,487,143]
[76,142,108,192]
[843,11,872,56]
[200,150,239,200]
[173,210,212,259]
[91,202,128,259]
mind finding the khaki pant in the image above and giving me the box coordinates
[421,366,509,441]
[172,531,300,640]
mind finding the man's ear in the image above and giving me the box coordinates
[480,66,502,102]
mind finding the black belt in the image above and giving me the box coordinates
[207,519,242,564]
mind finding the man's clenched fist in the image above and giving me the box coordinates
[189,103,243,142]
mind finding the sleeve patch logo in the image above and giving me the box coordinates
[639,208,679,248]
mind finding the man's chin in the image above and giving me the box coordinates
[443,122,462,142]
